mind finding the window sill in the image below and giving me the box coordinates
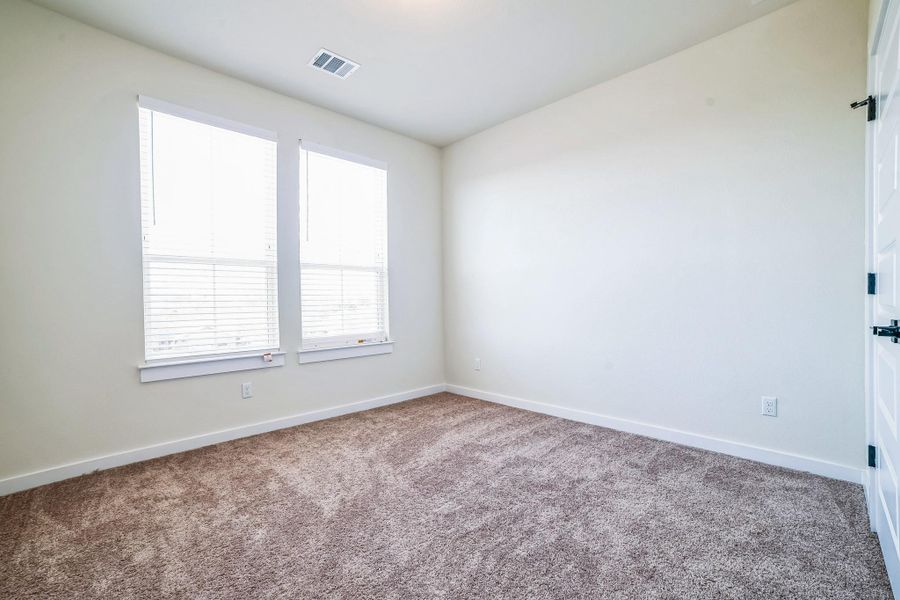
[139,351,285,382]
[297,341,394,364]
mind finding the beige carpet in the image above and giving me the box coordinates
[0,393,892,599]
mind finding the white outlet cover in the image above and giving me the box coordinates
[241,382,253,399]
[474,358,481,371]
[761,396,777,417]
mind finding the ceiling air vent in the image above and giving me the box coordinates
[308,49,359,79]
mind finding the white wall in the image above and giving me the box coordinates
[442,0,868,469]
[0,0,443,481]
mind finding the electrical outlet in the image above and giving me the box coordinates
[474,357,481,371]
[761,396,777,417]
[241,382,253,399]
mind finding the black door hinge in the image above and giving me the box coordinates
[869,272,877,295]
[869,444,878,468]
[851,95,877,122]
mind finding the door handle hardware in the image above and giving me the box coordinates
[873,319,900,342]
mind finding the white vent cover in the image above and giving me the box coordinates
[308,49,359,79]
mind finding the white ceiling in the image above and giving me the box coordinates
[30,0,799,146]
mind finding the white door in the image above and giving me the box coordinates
[871,0,900,593]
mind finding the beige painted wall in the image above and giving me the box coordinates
[0,0,444,480]
[442,0,868,468]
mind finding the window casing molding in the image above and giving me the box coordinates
[140,351,285,382]
[298,141,391,360]
[134,100,399,377]
[138,96,278,141]
[299,140,387,170]
[297,341,393,365]
[137,96,281,379]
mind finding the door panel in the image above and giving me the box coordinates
[878,344,897,435]
[876,136,897,218]
[872,0,900,594]
[878,245,897,310]
[878,434,899,554]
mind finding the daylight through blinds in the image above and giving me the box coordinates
[139,103,279,361]
[300,145,388,349]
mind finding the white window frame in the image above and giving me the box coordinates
[297,141,393,364]
[136,96,284,382]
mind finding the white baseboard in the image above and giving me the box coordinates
[446,384,865,484]
[0,384,446,497]
[2,382,866,496]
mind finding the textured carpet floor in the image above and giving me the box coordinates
[0,393,892,599]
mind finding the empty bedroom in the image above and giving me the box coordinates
[0,0,895,597]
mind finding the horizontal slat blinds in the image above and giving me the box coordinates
[139,103,279,361]
[300,145,388,349]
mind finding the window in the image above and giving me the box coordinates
[138,97,281,379]
[299,142,390,361]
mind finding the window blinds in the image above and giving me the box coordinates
[139,100,279,361]
[299,143,389,349]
